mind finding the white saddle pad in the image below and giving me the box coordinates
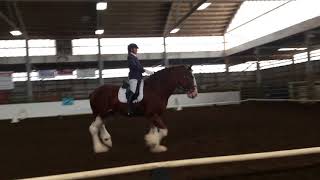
[118,80,144,103]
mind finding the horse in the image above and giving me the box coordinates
[88,65,198,153]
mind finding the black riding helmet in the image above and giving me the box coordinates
[128,43,139,53]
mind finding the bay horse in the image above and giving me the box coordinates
[89,65,198,153]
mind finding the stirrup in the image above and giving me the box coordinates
[127,111,134,116]
[127,105,133,116]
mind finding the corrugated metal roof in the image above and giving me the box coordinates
[0,0,242,39]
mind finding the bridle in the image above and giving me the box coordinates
[177,83,196,93]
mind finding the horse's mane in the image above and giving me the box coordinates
[145,65,185,83]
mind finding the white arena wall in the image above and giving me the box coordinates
[0,91,240,121]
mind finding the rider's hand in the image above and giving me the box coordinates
[145,69,154,75]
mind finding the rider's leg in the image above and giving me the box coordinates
[128,79,138,115]
[127,91,134,115]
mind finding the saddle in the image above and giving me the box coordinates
[118,80,144,103]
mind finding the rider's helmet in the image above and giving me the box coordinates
[127,43,139,53]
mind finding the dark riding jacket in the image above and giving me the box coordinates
[128,53,145,80]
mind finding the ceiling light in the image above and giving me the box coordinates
[278,48,307,51]
[95,29,104,35]
[10,30,22,36]
[197,3,211,10]
[96,2,107,10]
[170,28,180,34]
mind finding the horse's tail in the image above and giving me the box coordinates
[89,90,99,118]
[89,92,93,108]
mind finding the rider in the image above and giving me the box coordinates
[127,43,154,115]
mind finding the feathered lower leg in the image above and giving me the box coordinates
[89,116,110,153]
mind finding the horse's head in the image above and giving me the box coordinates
[176,65,198,99]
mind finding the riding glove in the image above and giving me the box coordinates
[144,69,154,75]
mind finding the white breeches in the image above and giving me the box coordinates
[129,79,138,93]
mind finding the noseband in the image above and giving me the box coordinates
[177,85,196,93]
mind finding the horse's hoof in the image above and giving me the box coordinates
[150,145,167,153]
[159,129,168,137]
[145,133,160,147]
[93,144,110,153]
[101,138,113,148]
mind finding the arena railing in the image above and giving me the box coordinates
[19,146,320,180]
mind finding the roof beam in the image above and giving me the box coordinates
[163,1,175,36]
[13,2,28,38]
[223,1,243,34]
[3,0,253,2]
[226,16,320,56]
[164,0,208,37]
[9,0,196,2]
[0,11,18,30]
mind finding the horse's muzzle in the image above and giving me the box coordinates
[187,86,198,99]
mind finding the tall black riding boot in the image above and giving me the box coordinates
[127,91,135,116]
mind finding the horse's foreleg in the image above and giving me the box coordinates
[89,116,110,153]
[144,114,168,153]
[100,123,112,148]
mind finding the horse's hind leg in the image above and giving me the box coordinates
[144,114,168,153]
[89,116,110,153]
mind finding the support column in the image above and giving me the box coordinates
[306,45,313,75]
[223,35,231,88]
[305,33,314,99]
[290,55,296,81]
[256,61,261,85]
[163,37,169,67]
[224,57,230,88]
[255,48,262,98]
[25,39,33,102]
[256,60,263,98]
[289,55,296,99]
[98,38,104,85]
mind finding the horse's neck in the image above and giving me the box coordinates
[147,73,178,99]
[162,77,178,99]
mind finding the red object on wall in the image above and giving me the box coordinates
[57,69,74,75]
[0,91,9,104]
